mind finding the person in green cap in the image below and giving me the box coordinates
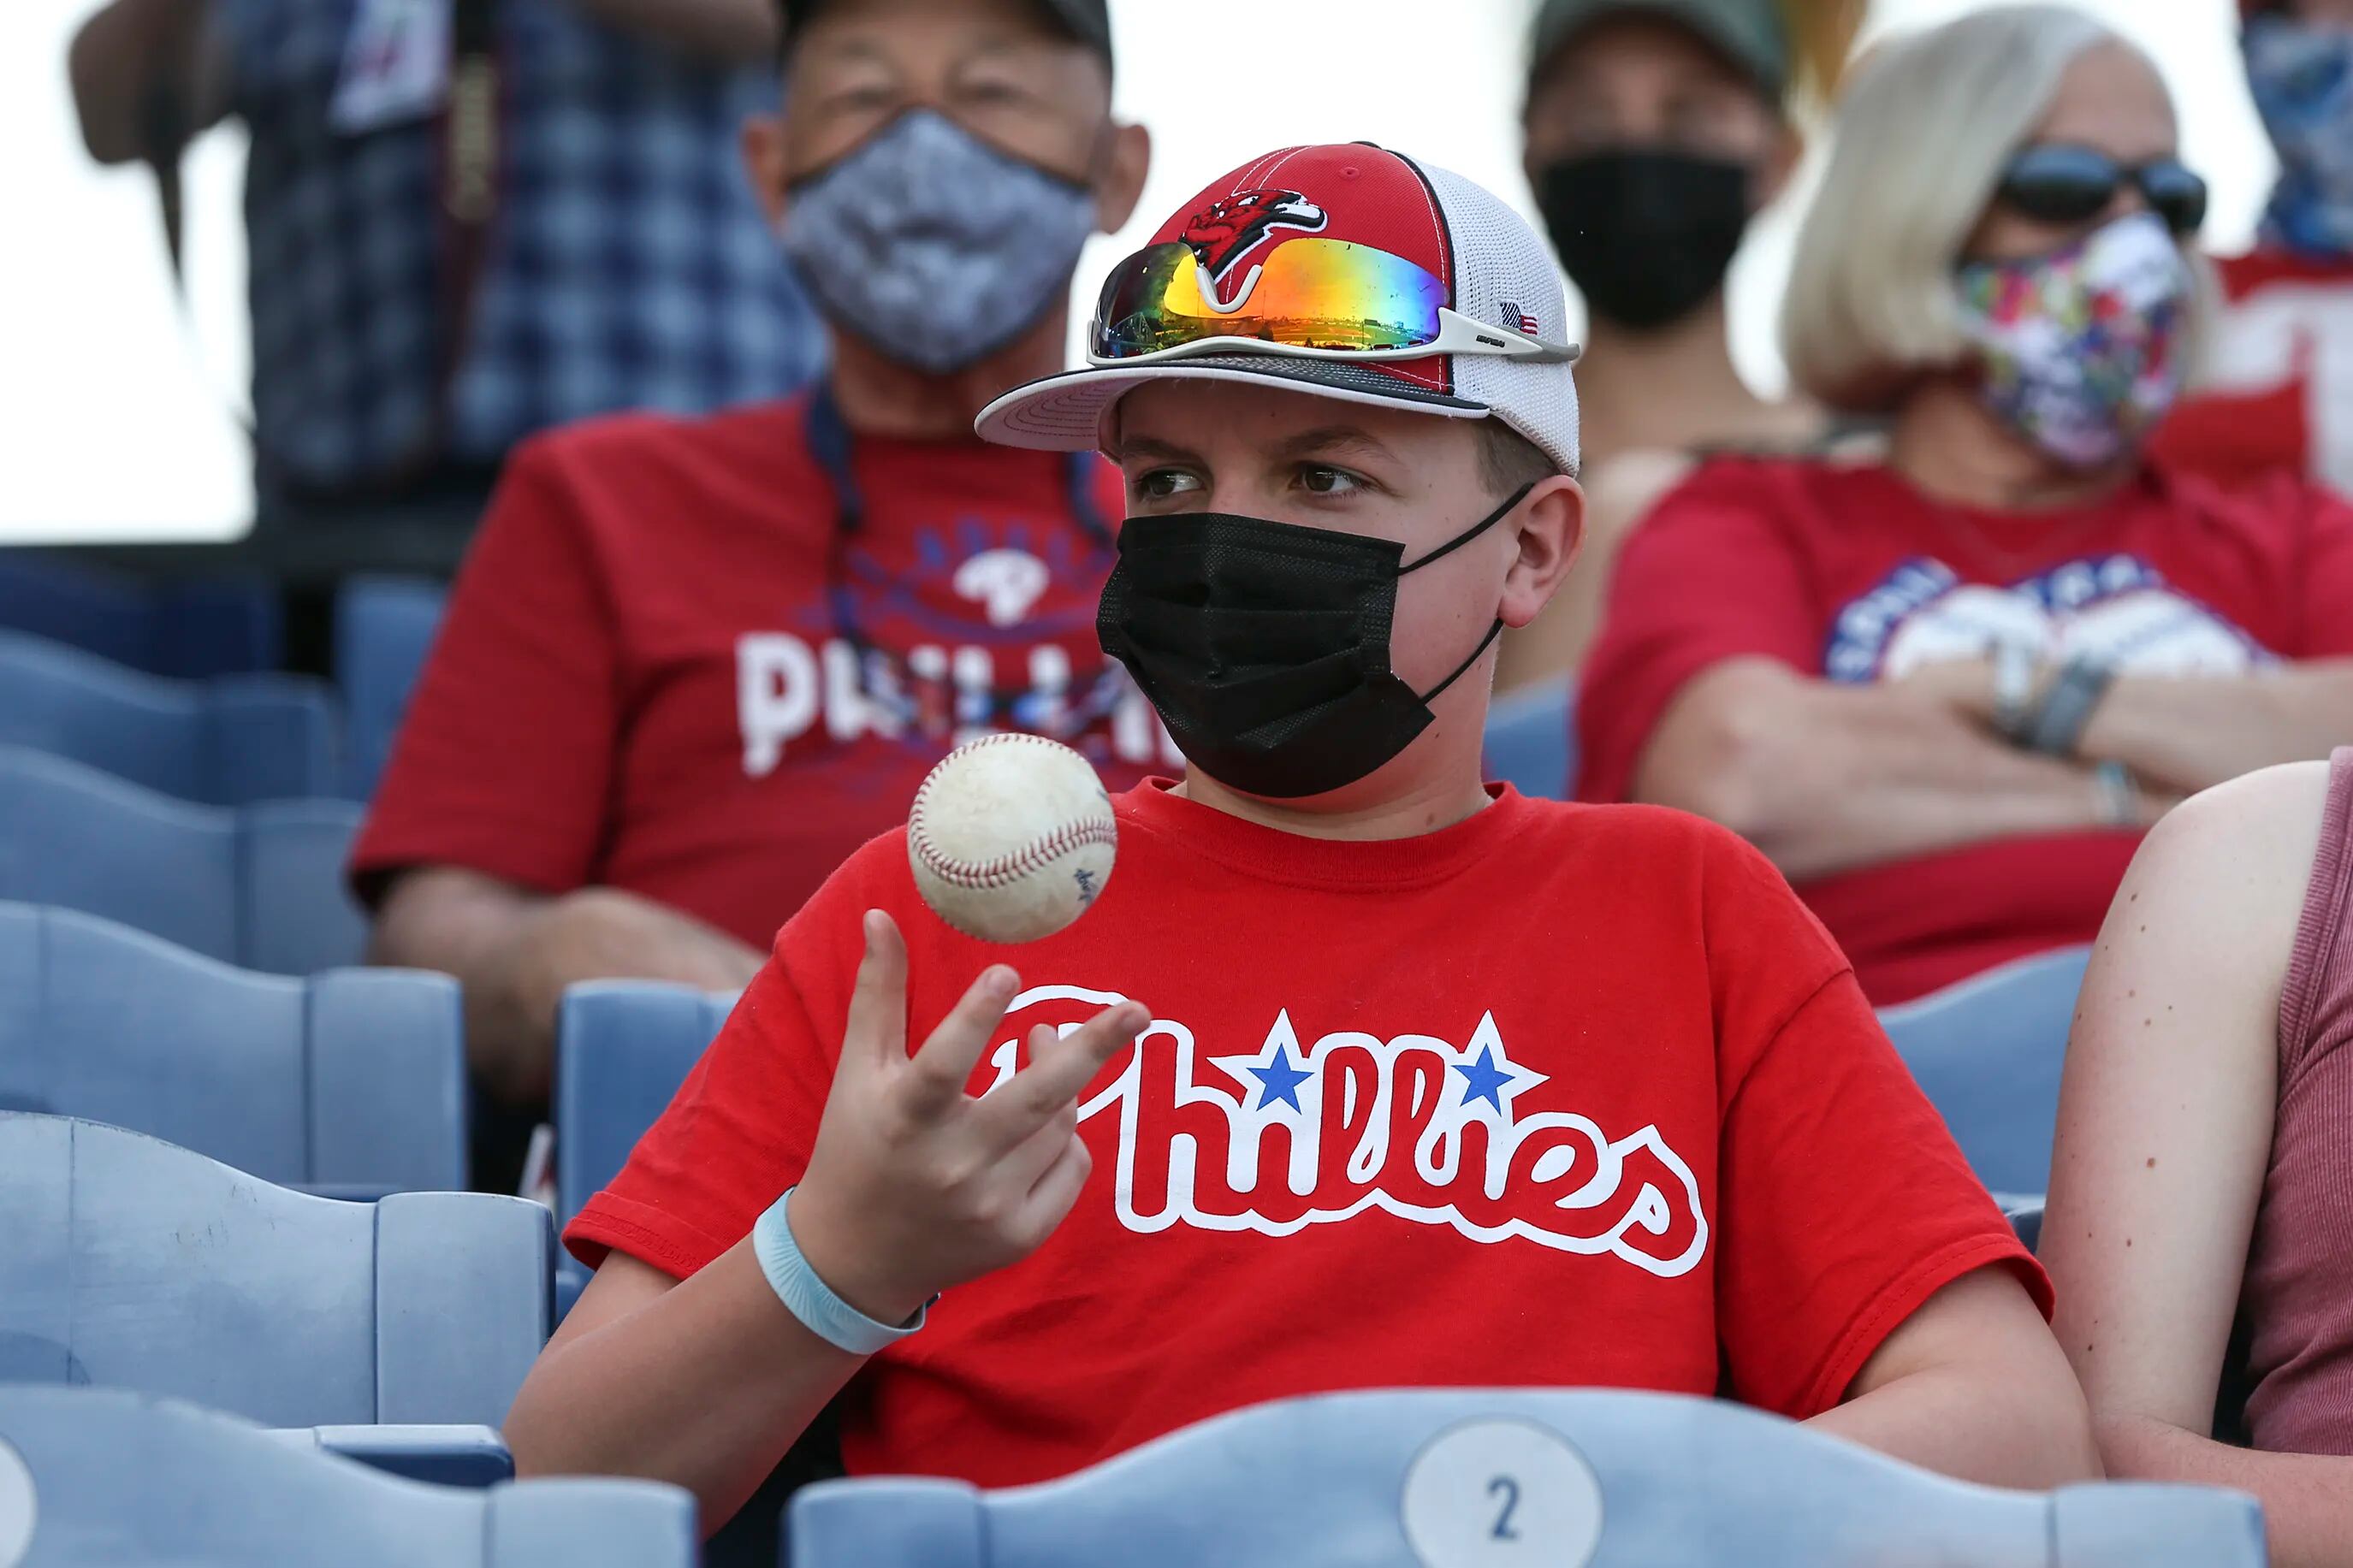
[1501,0,1865,691]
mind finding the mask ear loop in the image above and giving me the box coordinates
[1397,482,1537,574]
[1419,617,1508,703]
[1397,481,1538,703]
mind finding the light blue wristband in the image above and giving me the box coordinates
[752,1186,928,1355]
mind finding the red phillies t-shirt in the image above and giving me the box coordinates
[567,783,2042,1486]
[1578,456,2353,1004]
[351,397,1169,946]
[2154,250,2353,495]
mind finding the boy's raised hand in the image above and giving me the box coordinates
[787,909,1148,1328]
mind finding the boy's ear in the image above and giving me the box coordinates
[1499,475,1585,631]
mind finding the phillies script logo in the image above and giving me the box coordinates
[982,986,1709,1277]
[1181,189,1327,311]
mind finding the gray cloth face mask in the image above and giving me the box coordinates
[779,109,1099,376]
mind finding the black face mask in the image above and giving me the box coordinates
[1098,486,1532,800]
[1537,150,1751,333]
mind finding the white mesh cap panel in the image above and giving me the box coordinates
[1416,159,1582,477]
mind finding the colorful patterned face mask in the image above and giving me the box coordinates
[1953,210,2193,470]
[2245,15,2353,257]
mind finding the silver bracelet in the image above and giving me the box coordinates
[1992,639,2041,743]
[751,1186,928,1355]
[2094,760,2140,830]
[2025,655,2119,756]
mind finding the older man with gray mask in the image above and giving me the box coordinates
[350,0,1158,1194]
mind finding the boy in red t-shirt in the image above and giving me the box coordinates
[510,145,2095,1534]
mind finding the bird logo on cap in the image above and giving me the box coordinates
[1180,189,1328,311]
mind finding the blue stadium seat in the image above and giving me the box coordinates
[273,1424,516,1488]
[0,1115,549,1429]
[0,630,341,805]
[0,553,280,677]
[0,745,366,973]
[1484,677,1576,801]
[0,902,462,1192]
[553,982,736,1314]
[0,1387,696,1567]
[1878,947,2095,1197]
[2004,1195,2047,1255]
[335,576,446,799]
[788,1388,2267,1568]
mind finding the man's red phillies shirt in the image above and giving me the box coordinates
[2154,250,2353,495]
[1578,455,2353,1005]
[350,397,1168,945]
[566,782,2044,1486]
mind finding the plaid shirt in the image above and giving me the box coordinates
[227,0,824,491]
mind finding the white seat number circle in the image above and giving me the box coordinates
[1400,1417,1603,1568]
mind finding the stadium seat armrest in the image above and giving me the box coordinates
[274,1423,516,1487]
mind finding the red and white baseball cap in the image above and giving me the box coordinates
[976,143,1583,476]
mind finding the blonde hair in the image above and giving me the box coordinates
[1781,3,2203,411]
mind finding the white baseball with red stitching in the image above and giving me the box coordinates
[906,735,1118,944]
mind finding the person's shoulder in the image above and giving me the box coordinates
[2133,762,2333,913]
[771,820,922,957]
[1648,447,1884,519]
[2086,765,2333,1050]
[2211,245,2353,300]
[1509,797,1779,882]
[1511,799,1842,983]
[2145,454,2347,539]
[506,395,820,483]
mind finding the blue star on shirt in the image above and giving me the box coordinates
[1248,1041,1313,1112]
[1454,1044,1515,1111]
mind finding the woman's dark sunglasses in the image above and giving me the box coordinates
[1995,144,2209,236]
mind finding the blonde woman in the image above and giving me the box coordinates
[1580,3,2353,1006]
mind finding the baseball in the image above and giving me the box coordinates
[907,735,1118,944]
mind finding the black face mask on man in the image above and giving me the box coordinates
[1536,150,1751,333]
[1098,485,1533,800]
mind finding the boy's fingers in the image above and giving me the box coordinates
[975,1002,1146,1145]
[996,1099,1079,1193]
[1021,1135,1094,1232]
[902,963,1022,1113]
[839,910,909,1075]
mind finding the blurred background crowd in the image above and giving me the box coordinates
[3,0,2352,1560]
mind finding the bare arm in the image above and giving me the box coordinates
[2077,663,2353,796]
[555,0,778,61]
[507,913,1147,1533]
[507,1245,862,1533]
[1806,1266,2101,1488]
[368,867,765,1105]
[1918,657,2353,799]
[2040,761,2348,1566]
[68,0,233,166]
[1633,659,2160,882]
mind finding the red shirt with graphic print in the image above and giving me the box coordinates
[350,396,1165,945]
[566,784,2045,1487]
[2154,250,2353,495]
[1578,455,2353,1005]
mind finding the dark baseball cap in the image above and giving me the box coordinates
[1529,0,1790,98]
[779,0,1113,72]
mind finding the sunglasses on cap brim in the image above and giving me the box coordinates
[1995,145,2210,237]
[1088,238,1582,369]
